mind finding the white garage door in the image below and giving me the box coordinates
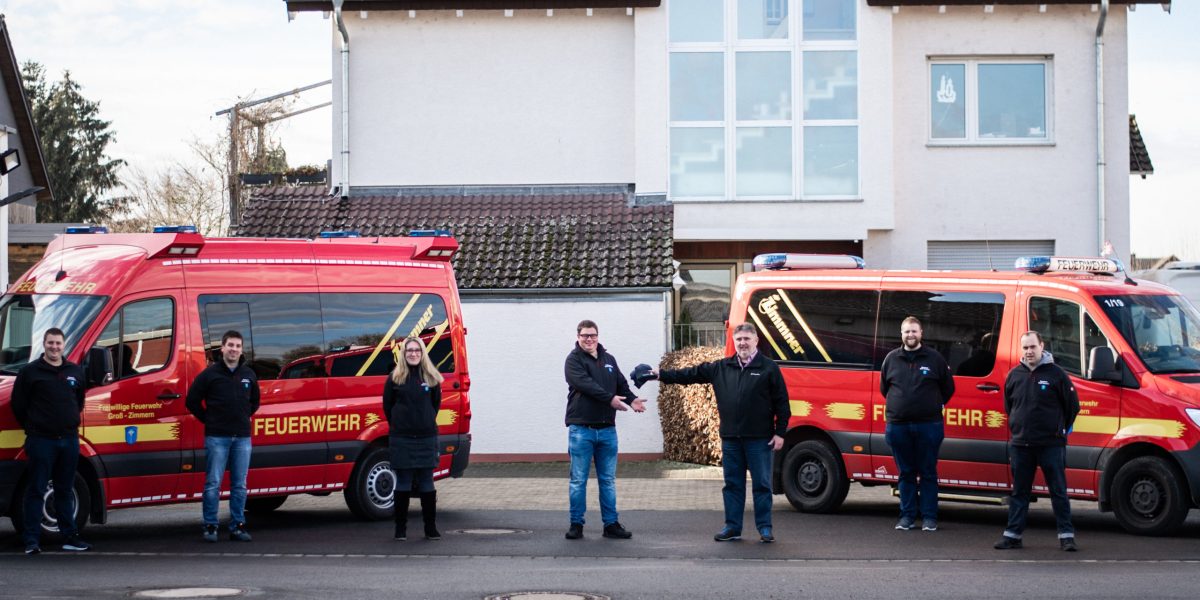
[927,240,1055,271]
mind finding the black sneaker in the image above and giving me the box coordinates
[62,536,92,552]
[565,522,583,540]
[603,522,632,539]
[1060,537,1078,552]
[24,543,40,555]
[229,523,252,542]
[895,517,916,530]
[203,524,219,543]
[713,528,742,542]
[993,536,1023,550]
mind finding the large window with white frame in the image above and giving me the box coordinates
[668,0,858,201]
[929,57,1054,144]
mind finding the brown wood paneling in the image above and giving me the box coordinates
[674,240,863,261]
[8,243,46,285]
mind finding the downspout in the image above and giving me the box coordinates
[332,0,350,199]
[1095,0,1108,254]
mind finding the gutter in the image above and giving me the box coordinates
[1095,0,1108,254]
[332,0,350,199]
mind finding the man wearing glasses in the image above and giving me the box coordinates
[563,319,646,540]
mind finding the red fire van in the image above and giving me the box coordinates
[734,254,1200,535]
[0,227,472,533]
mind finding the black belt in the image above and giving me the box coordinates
[584,424,613,430]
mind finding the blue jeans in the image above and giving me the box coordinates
[721,437,774,533]
[567,424,618,526]
[1004,444,1074,539]
[204,435,252,529]
[885,421,944,521]
[22,435,80,544]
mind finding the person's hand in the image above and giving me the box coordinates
[650,369,659,377]
[611,396,629,411]
[631,398,647,413]
[769,435,784,452]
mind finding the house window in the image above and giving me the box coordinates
[669,0,858,201]
[675,262,738,349]
[930,58,1053,144]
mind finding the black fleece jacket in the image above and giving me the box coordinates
[383,370,442,437]
[186,361,260,437]
[564,343,635,427]
[658,353,790,438]
[11,357,87,438]
[879,345,955,424]
[1004,352,1080,447]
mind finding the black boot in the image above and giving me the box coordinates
[420,491,441,540]
[393,492,410,541]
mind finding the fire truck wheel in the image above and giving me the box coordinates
[345,447,395,520]
[781,440,849,513]
[1110,456,1189,536]
[245,496,288,514]
[9,472,91,536]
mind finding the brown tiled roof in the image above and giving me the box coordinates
[1129,114,1153,178]
[237,186,674,290]
[285,1,660,11]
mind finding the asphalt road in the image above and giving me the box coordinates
[2,479,1200,599]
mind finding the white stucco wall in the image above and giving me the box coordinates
[461,294,668,455]
[332,9,635,187]
[879,4,1131,269]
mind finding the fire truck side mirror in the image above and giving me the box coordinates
[84,346,115,387]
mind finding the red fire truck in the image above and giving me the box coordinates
[734,254,1200,535]
[0,227,472,534]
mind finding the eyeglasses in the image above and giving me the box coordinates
[578,334,598,339]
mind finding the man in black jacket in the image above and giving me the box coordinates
[879,316,955,532]
[563,320,645,541]
[995,330,1080,551]
[650,323,790,543]
[186,330,260,543]
[12,328,90,554]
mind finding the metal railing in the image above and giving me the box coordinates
[671,322,727,350]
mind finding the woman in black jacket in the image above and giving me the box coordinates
[383,336,443,541]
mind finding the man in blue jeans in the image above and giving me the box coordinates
[563,320,646,540]
[650,323,790,543]
[12,328,91,554]
[187,330,260,543]
[880,316,955,532]
[994,330,1080,551]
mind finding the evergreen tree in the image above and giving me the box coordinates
[21,61,126,223]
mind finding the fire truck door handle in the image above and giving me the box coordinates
[975,383,1000,392]
[157,391,181,400]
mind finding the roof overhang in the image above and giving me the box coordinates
[866,1,1168,6]
[0,16,53,205]
[284,0,660,12]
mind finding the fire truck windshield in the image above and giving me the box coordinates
[1097,294,1200,375]
[0,294,108,375]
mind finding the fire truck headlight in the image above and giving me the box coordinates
[1186,408,1200,429]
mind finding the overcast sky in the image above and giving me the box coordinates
[2,1,1195,259]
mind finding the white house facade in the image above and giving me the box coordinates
[279,0,1164,457]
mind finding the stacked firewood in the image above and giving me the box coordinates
[657,346,725,466]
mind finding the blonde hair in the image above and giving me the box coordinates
[390,336,445,388]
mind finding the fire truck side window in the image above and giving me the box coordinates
[93,297,175,381]
[878,291,1005,377]
[198,294,325,381]
[745,289,878,367]
[1029,297,1110,378]
[320,293,455,376]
